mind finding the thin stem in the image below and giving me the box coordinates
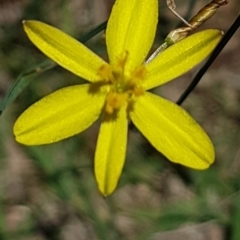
[177,14,240,105]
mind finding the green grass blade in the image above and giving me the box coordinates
[0,60,55,115]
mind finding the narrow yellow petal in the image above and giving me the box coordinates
[130,92,215,169]
[106,0,158,73]
[95,106,128,196]
[23,20,107,82]
[144,29,222,90]
[14,84,106,145]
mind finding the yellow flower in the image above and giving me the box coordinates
[14,0,222,196]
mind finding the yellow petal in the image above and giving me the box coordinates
[14,84,106,145]
[144,29,222,90]
[23,20,107,82]
[106,0,158,73]
[130,92,215,169]
[95,106,128,196]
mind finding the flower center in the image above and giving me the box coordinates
[98,52,146,114]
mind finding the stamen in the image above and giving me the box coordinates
[132,65,147,80]
[118,51,129,70]
[98,64,112,81]
[100,52,147,115]
[105,92,128,114]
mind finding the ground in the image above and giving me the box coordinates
[0,0,239,239]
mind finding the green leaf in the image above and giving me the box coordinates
[0,60,55,115]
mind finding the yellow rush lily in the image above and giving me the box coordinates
[14,0,222,196]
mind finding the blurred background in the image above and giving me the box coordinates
[0,0,239,239]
